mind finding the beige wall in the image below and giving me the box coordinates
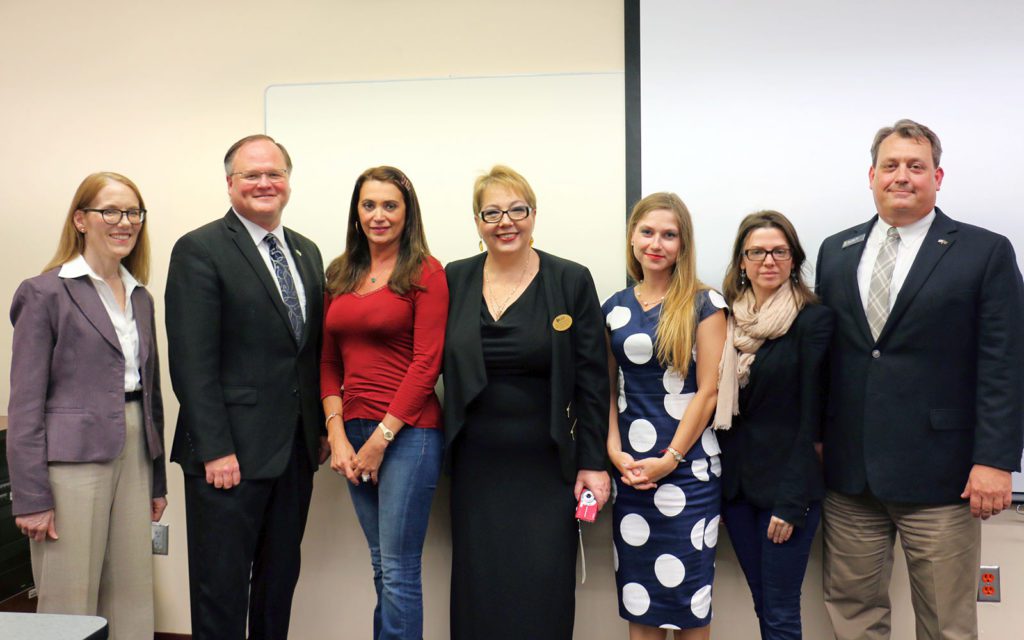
[2,1,1022,638]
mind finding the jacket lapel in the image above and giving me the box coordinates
[878,208,957,342]
[63,277,121,353]
[284,228,318,349]
[132,287,151,369]
[223,211,300,345]
[449,254,488,423]
[839,217,876,345]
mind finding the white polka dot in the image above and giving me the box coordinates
[691,584,713,619]
[654,554,686,588]
[708,290,727,309]
[701,428,721,456]
[664,392,693,420]
[660,624,682,630]
[654,483,686,517]
[628,419,657,453]
[692,458,710,482]
[620,513,650,547]
[690,518,706,551]
[617,368,627,413]
[607,305,631,330]
[613,543,619,571]
[704,515,720,548]
[662,368,685,394]
[623,332,654,364]
[710,455,722,477]
[622,582,651,616]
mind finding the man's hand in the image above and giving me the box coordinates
[16,509,58,542]
[961,464,1012,519]
[151,497,168,522]
[205,454,241,489]
[574,469,611,509]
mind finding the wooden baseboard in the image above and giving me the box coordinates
[155,634,191,639]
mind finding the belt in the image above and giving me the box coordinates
[125,390,143,403]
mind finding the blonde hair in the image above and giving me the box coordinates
[472,165,537,214]
[44,172,151,284]
[626,192,706,377]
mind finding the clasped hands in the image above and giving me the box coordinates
[612,450,677,490]
[328,430,387,486]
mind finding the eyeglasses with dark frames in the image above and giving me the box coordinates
[743,247,792,262]
[478,205,533,224]
[80,208,146,225]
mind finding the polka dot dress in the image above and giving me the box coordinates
[603,287,726,629]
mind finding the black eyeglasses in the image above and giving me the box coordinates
[743,247,792,262]
[478,205,532,224]
[81,208,146,225]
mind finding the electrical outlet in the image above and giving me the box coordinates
[978,566,1000,603]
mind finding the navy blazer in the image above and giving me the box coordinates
[7,268,166,516]
[719,303,833,527]
[165,211,326,479]
[815,208,1024,504]
[442,250,609,482]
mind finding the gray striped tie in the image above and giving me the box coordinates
[866,226,900,340]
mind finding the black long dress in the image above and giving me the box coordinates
[450,277,577,640]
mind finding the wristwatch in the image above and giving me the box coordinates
[378,422,395,442]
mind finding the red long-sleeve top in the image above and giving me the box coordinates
[320,256,448,428]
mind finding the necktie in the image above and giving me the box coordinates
[866,226,900,341]
[264,234,304,341]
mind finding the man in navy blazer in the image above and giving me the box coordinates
[165,135,326,640]
[815,119,1024,640]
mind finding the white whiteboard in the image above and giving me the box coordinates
[264,73,626,301]
[635,0,1024,495]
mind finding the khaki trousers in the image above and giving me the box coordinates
[822,490,980,640]
[30,400,154,640]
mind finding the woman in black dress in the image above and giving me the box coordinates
[442,165,610,640]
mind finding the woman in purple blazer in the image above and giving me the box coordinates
[7,172,167,639]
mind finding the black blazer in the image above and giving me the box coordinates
[815,208,1024,504]
[442,250,609,482]
[165,210,326,478]
[719,304,833,527]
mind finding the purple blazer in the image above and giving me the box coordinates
[6,267,166,516]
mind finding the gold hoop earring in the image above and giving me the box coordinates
[354,220,361,235]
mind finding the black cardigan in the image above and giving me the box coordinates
[441,250,609,482]
[718,303,834,527]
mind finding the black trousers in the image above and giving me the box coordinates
[183,431,314,640]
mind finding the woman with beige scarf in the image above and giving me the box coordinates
[714,211,833,640]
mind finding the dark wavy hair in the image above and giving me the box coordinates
[722,210,817,307]
[325,166,431,296]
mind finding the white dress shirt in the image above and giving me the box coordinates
[857,210,936,313]
[232,209,308,319]
[59,254,142,392]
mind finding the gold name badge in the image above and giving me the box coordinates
[552,314,573,331]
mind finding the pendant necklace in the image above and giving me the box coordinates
[486,254,532,320]
[636,281,666,310]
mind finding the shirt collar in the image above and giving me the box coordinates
[888,208,935,243]
[232,208,286,248]
[58,254,139,295]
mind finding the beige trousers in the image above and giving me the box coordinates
[30,400,154,640]
[822,490,981,640]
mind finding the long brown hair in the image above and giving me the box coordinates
[43,172,151,284]
[627,192,707,377]
[722,210,817,307]
[325,166,431,296]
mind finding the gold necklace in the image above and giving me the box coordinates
[635,282,666,310]
[485,253,533,320]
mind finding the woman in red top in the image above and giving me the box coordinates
[321,166,448,640]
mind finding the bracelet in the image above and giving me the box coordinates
[662,447,685,464]
[325,412,341,429]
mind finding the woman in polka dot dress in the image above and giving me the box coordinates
[604,192,727,639]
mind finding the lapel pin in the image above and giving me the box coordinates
[552,314,573,332]
[842,234,866,249]
[937,239,949,246]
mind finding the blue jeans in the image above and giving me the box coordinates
[345,419,443,640]
[722,498,821,640]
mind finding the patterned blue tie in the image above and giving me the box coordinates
[264,233,304,341]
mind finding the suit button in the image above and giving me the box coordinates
[871,349,881,358]
[292,388,298,396]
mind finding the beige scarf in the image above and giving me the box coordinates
[713,280,803,430]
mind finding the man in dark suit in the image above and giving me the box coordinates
[165,134,327,639]
[815,119,1024,640]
